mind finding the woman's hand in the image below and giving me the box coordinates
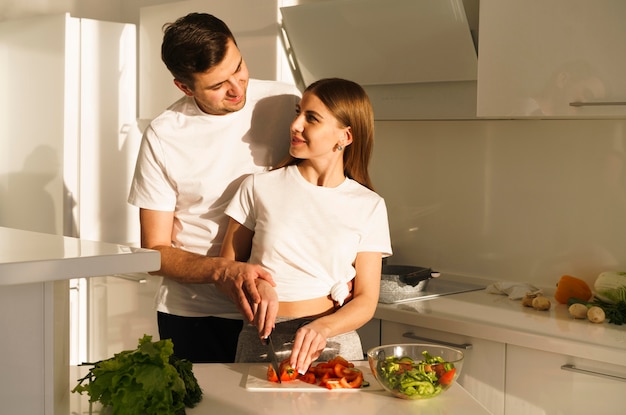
[289,321,330,374]
[253,279,279,339]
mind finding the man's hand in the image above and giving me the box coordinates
[215,262,276,322]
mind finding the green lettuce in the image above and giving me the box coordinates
[72,335,202,415]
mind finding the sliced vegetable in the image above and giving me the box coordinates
[267,358,298,383]
[297,372,317,384]
[267,355,365,389]
[376,351,457,398]
[594,271,626,304]
[278,358,298,381]
[438,367,456,386]
[554,275,592,304]
[267,365,279,383]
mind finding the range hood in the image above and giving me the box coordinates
[280,0,478,120]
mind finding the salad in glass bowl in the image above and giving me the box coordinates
[367,343,464,399]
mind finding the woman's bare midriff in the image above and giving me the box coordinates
[277,295,336,318]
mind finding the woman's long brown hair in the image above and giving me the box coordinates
[274,78,375,191]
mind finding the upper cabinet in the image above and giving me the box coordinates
[477,0,626,118]
[281,0,479,120]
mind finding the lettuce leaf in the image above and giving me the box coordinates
[72,335,201,415]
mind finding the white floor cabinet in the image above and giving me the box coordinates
[505,344,626,415]
[376,319,626,414]
[381,320,506,415]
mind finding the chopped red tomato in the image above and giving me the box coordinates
[432,363,446,377]
[298,372,317,384]
[438,368,456,386]
[267,358,298,383]
[278,358,298,382]
[333,363,349,378]
[339,370,363,388]
[324,379,343,389]
[267,365,279,383]
[327,355,354,368]
[314,366,335,378]
[268,355,366,389]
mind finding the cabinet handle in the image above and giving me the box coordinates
[569,101,626,107]
[561,364,626,382]
[111,274,147,284]
[402,332,472,350]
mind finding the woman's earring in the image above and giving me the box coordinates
[337,144,344,151]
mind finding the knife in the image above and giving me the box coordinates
[267,334,282,384]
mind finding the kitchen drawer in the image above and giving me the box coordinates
[381,321,505,415]
[506,344,626,414]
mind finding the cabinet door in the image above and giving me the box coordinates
[356,318,381,356]
[381,321,505,415]
[87,274,160,362]
[478,0,626,118]
[506,344,626,415]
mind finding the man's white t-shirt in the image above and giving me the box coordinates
[225,165,393,302]
[128,79,300,318]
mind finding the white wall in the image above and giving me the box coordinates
[5,0,624,291]
[0,0,178,24]
[371,119,626,288]
[138,0,284,119]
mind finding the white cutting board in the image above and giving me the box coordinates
[244,363,382,392]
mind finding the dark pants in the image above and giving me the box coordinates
[157,312,243,363]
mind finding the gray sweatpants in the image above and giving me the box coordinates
[235,316,364,363]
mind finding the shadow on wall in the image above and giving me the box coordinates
[0,145,75,235]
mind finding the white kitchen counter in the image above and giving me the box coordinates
[70,362,493,415]
[0,226,159,285]
[374,287,626,366]
[0,226,160,415]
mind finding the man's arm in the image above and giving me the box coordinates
[139,208,274,321]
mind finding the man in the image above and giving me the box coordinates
[128,12,300,363]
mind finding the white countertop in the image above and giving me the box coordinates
[375,288,626,366]
[0,226,160,285]
[70,362,492,415]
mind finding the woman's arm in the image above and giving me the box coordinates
[289,251,382,373]
[220,217,254,262]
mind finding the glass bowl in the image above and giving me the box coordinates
[367,343,464,399]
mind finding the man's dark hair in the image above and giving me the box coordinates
[161,12,237,88]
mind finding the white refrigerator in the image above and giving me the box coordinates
[0,13,144,414]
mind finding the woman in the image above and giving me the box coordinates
[220,78,392,374]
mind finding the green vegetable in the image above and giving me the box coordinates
[376,351,455,398]
[72,335,202,415]
[169,355,202,408]
[594,271,626,304]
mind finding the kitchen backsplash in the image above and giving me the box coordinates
[370,119,626,288]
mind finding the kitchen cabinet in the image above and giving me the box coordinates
[0,227,160,415]
[374,288,626,414]
[477,0,626,118]
[381,320,506,415]
[356,317,381,356]
[505,344,626,414]
[86,273,161,362]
